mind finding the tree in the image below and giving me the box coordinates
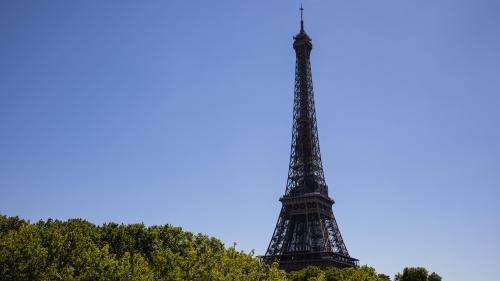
[378,273,391,281]
[1,214,445,281]
[287,265,390,281]
[428,272,442,281]
[394,267,443,281]
[0,214,284,281]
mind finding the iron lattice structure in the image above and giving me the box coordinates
[263,9,358,271]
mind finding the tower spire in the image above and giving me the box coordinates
[300,4,304,32]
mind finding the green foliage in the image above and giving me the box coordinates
[395,267,442,281]
[428,272,442,281]
[0,214,283,281]
[286,265,391,281]
[0,214,443,281]
[377,273,391,281]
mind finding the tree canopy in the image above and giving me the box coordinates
[0,215,441,281]
[394,267,442,281]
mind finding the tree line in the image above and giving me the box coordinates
[0,215,441,281]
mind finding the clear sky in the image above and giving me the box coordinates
[1,1,499,280]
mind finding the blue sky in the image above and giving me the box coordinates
[1,1,499,280]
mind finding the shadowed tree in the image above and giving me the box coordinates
[395,267,443,281]
[428,272,442,281]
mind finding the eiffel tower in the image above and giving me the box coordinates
[263,7,358,271]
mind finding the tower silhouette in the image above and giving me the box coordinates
[263,7,358,271]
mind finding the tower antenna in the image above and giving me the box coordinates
[300,4,304,31]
